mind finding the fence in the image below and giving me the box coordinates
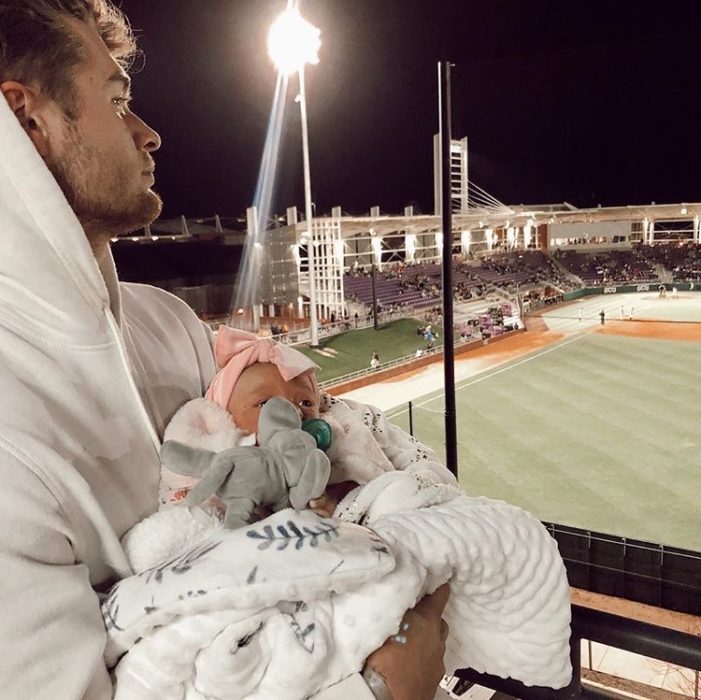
[316,328,505,390]
[450,604,700,698]
[319,346,445,390]
[562,281,701,302]
[544,524,701,616]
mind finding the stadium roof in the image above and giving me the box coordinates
[298,201,701,237]
[124,201,701,242]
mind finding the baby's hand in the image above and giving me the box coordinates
[251,503,274,522]
[309,481,358,517]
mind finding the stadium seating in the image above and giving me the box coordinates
[554,248,659,285]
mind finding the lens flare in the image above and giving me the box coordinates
[268,8,321,76]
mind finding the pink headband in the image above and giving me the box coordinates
[205,326,320,410]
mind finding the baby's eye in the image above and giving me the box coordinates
[255,399,269,408]
[299,399,314,408]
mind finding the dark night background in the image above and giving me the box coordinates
[117,0,701,220]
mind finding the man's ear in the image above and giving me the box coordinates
[0,81,51,156]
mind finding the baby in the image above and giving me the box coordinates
[157,325,423,524]
[123,324,453,572]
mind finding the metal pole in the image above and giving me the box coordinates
[298,66,319,347]
[439,60,458,477]
[408,400,414,437]
[371,263,379,330]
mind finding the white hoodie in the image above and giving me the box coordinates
[0,95,380,700]
[0,92,220,698]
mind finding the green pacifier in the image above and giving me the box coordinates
[301,417,333,452]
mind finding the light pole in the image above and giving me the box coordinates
[439,60,458,478]
[268,7,321,346]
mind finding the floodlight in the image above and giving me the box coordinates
[268,9,321,76]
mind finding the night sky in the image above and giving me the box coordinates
[118,0,701,221]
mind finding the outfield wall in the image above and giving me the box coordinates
[563,282,701,301]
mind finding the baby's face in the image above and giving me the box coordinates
[227,363,320,435]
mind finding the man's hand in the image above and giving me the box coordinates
[364,584,450,700]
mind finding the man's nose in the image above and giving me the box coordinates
[128,112,161,152]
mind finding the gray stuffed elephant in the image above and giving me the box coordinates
[161,397,331,529]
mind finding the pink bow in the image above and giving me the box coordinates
[205,326,319,410]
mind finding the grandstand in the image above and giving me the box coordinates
[114,196,701,329]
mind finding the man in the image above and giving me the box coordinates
[0,2,448,698]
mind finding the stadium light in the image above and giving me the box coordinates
[268,8,320,76]
[269,7,321,346]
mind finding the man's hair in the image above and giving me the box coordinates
[0,0,136,117]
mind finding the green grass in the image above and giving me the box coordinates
[387,333,701,552]
[296,319,445,383]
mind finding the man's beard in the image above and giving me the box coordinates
[46,123,162,246]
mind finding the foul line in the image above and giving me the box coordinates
[388,331,592,417]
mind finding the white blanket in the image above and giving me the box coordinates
[105,472,571,698]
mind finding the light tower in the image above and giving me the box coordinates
[268,7,322,346]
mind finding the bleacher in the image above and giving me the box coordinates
[641,243,701,281]
[343,273,437,311]
[471,250,567,288]
[555,249,659,286]
[345,254,565,313]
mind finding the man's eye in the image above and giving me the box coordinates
[112,96,131,113]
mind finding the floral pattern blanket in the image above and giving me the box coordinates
[104,472,572,699]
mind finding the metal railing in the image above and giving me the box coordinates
[450,604,701,699]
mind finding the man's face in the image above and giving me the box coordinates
[43,18,162,239]
[227,363,320,436]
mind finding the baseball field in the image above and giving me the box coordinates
[382,292,701,552]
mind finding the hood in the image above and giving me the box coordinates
[0,94,121,343]
[0,93,164,579]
